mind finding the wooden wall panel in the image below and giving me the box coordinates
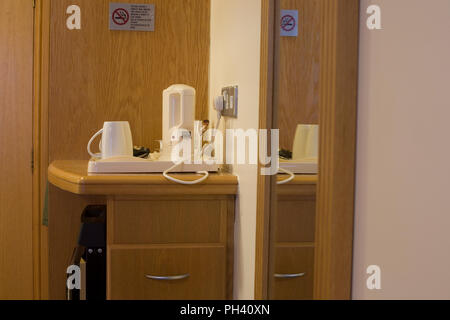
[276,0,321,150]
[0,0,34,300]
[49,0,210,161]
[46,0,210,299]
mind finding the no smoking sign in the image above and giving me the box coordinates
[280,10,298,37]
[112,8,130,26]
[109,3,155,32]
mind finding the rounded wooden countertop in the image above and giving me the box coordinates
[276,174,317,197]
[48,160,239,196]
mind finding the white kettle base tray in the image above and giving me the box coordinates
[88,157,219,174]
[280,159,318,174]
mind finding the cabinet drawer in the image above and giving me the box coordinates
[108,246,226,300]
[111,200,224,244]
[270,246,314,300]
[276,198,316,242]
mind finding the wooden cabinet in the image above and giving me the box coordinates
[270,176,317,300]
[107,196,235,300]
[48,161,237,300]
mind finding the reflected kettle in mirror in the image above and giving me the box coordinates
[292,124,319,160]
[87,121,133,159]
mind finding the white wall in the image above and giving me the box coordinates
[210,0,261,300]
[354,0,450,299]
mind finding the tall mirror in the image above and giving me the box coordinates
[271,0,320,301]
[256,0,359,300]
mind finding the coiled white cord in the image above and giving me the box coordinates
[162,97,223,185]
[163,161,209,185]
[277,167,295,185]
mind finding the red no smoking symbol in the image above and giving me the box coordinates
[112,8,129,25]
[281,14,296,32]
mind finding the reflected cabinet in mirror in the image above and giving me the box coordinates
[256,0,360,300]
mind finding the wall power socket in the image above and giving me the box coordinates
[221,86,238,118]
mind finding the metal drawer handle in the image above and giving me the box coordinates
[145,274,190,281]
[274,273,306,279]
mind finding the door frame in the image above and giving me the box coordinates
[32,0,51,299]
[255,0,360,300]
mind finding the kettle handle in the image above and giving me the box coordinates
[170,90,186,130]
[87,129,103,159]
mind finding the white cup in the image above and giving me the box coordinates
[87,121,133,159]
[292,124,319,160]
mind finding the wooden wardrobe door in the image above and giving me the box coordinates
[0,0,34,300]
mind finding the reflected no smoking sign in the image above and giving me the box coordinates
[280,10,298,37]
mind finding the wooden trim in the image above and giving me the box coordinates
[111,195,234,201]
[41,0,51,300]
[112,194,236,201]
[255,0,359,300]
[33,0,50,300]
[226,198,235,300]
[108,244,226,250]
[106,198,114,299]
[48,161,238,187]
[219,200,228,244]
[107,198,115,248]
[32,0,42,300]
[255,0,276,300]
[313,0,359,300]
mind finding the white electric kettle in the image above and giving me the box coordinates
[161,84,196,161]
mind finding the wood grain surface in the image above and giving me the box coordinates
[47,185,105,299]
[275,195,316,243]
[35,0,51,300]
[48,0,210,161]
[48,160,238,196]
[276,0,321,150]
[314,0,359,300]
[270,177,316,300]
[0,0,34,300]
[106,195,235,300]
[111,199,224,244]
[255,0,276,300]
[108,246,226,300]
[256,0,358,301]
[270,244,315,300]
[45,0,211,299]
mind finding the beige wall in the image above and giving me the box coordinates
[354,0,450,299]
[210,0,261,300]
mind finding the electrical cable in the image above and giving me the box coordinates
[277,167,295,185]
[163,160,210,185]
